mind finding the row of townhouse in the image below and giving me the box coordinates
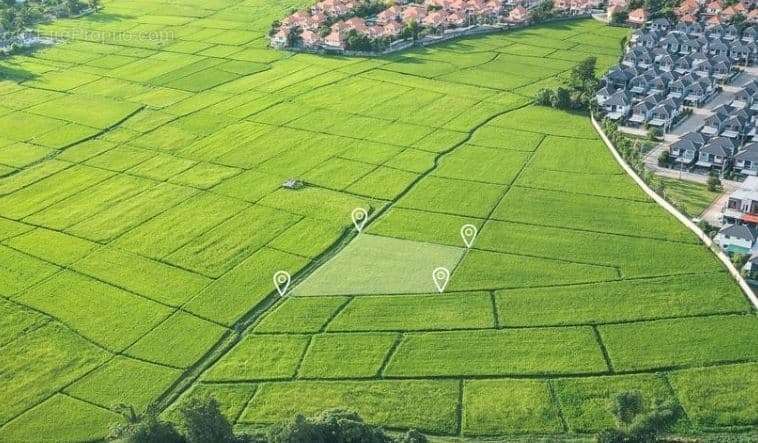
[630,28,758,66]
[609,67,721,105]
[597,88,685,130]
[669,132,749,172]
[553,0,601,15]
[270,0,547,50]
[635,20,758,42]
[675,0,758,25]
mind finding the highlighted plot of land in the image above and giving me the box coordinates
[293,234,465,296]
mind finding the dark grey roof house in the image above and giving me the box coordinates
[735,142,758,175]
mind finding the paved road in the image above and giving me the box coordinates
[701,187,733,226]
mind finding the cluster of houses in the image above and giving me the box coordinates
[619,0,758,28]
[269,0,600,51]
[668,82,758,174]
[597,19,757,132]
[674,0,758,27]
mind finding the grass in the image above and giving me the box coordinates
[239,380,459,434]
[396,175,506,218]
[298,333,398,378]
[0,245,60,297]
[65,356,182,410]
[254,296,350,334]
[476,219,722,279]
[24,174,154,230]
[5,228,98,267]
[203,334,309,382]
[668,362,758,428]
[0,394,120,442]
[463,379,563,435]
[384,328,608,377]
[367,207,485,247]
[449,249,619,290]
[552,374,674,433]
[491,186,697,243]
[163,383,257,424]
[125,312,228,368]
[599,315,758,371]
[184,247,310,325]
[18,271,172,352]
[72,247,212,306]
[0,8,753,440]
[495,273,750,327]
[292,234,464,296]
[328,292,494,332]
[0,299,47,347]
[0,323,109,424]
[660,177,720,217]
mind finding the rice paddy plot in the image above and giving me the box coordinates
[292,234,465,296]
[0,8,753,441]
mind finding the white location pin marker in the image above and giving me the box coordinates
[460,224,477,248]
[273,270,291,297]
[352,207,369,232]
[432,267,450,293]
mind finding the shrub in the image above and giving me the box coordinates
[179,396,240,443]
[698,219,718,237]
[707,172,722,192]
[732,253,749,269]
[535,88,553,106]
[267,409,395,443]
[550,87,572,110]
[109,404,185,443]
[657,150,670,167]
[596,391,682,443]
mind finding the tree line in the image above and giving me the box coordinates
[535,56,599,111]
[1,0,99,40]
[108,391,682,442]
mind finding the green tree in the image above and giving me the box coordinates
[535,88,553,106]
[287,26,302,47]
[398,429,427,443]
[597,391,682,443]
[707,171,722,192]
[569,56,597,89]
[612,391,644,425]
[657,150,670,167]
[698,219,718,236]
[179,396,239,443]
[551,87,571,110]
[529,0,554,22]
[611,10,628,25]
[733,13,746,28]
[268,409,398,443]
[109,404,185,443]
[404,19,420,42]
[732,253,749,269]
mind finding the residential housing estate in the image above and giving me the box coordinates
[598,19,757,133]
[666,81,758,175]
[269,0,599,51]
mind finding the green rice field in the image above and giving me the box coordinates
[0,1,756,440]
